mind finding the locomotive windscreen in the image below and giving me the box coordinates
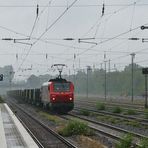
[53,82,70,92]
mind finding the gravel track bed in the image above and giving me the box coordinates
[6,98,72,148]
[71,110,148,137]
[75,101,147,119]
[6,97,116,148]
[19,103,113,148]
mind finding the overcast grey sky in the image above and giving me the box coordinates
[0,0,148,81]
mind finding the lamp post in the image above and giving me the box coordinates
[86,66,91,99]
[142,68,148,108]
[145,74,148,108]
[9,71,15,90]
[104,60,107,100]
[104,53,107,100]
[130,53,135,102]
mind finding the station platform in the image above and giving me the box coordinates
[0,103,39,148]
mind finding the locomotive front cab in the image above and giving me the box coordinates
[49,78,74,112]
[50,82,73,101]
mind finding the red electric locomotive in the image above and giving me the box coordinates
[41,78,74,112]
[40,64,74,112]
[7,64,74,113]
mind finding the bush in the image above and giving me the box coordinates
[139,138,148,148]
[58,120,94,137]
[126,109,136,115]
[80,109,90,116]
[96,102,105,110]
[108,117,119,124]
[112,107,122,113]
[126,121,140,127]
[144,109,148,119]
[116,134,133,148]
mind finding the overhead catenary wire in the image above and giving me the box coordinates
[0,3,148,8]
[15,4,40,71]
[17,0,78,73]
[129,1,136,30]
[1,24,147,72]
[75,0,143,57]
[14,0,55,72]
[30,0,140,60]
[66,0,140,46]
[77,21,148,56]
[46,0,53,29]
[0,1,144,55]
[1,0,148,78]
[101,3,105,17]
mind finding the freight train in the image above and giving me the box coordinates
[7,77,74,113]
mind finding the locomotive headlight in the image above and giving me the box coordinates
[69,98,72,101]
[52,98,55,101]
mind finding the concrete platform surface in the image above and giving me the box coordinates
[0,103,39,148]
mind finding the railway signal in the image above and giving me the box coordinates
[140,26,148,42]
[0,74,3,81]
[141,26,148,30]
[142,68,148,108]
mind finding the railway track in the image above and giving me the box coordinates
[6,96,148,148]
[75,98,145,110]
[6,98,77,148]
[76,97,144,106]
[74,107,148,126]
[62,112,148,147]
[75,101,146,115]
[5,97,126,147]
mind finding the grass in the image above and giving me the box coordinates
[80,109,90,116]
[97,114,142,128]
[115,134,133,148]
[112,106,122,113]
[139,138,148,148]
[107,117,120,124]
[125,120,140,127]
[96,102,105,110]
[144,109,148,119]
[96,115,121,124]
[96,115,107,121]
[58,120,94,137]
[78,135,105,148]
[126,109,137,115]
[39,111,63,124]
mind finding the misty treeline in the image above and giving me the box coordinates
[24,63,145,96]
[69,64,145,96]
[0,64,146,96]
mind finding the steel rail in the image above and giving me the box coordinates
[61,114,141,147]
[68,113,148,139]
[75,101,145,113]
[7,100,77,148]
[74,107,148,125]
[75,99,144,109]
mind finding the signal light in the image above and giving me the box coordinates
[0,74,3,81]
[142,68,148,74]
